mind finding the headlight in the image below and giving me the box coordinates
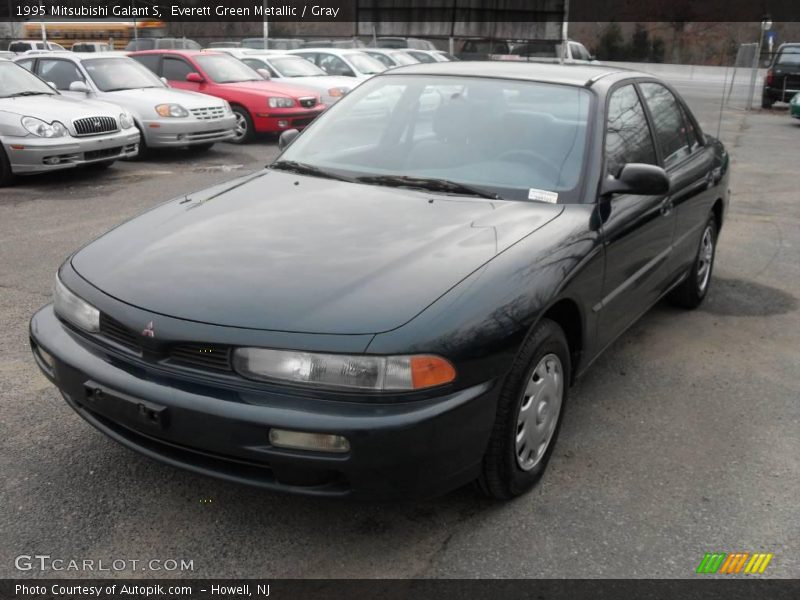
[268,97,295,108]
[232,348,456,392]
[155,103,189,118]
[21,116,68,138]
[791,94,800,105]
[119,112,135,129]
[53,274,99,333]
[327,87,349,98]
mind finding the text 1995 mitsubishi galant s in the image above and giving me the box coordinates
[30,62,729,500]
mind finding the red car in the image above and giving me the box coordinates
[130,50,325,143]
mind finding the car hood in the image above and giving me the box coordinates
[279,75,355,90]
[0,94,121,120]
[102,87,227,110]
[219,80,321,99]
[71,170,563,334]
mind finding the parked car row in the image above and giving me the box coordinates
[1,41,457,185]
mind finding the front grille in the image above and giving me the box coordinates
[298,96,317,108]
[168,343,233,372]
[292,117,315,128]
[73,116,118,137]
[190,106,226,120]
[98,313,233,372]
[99,313,139,350]
[85,147,121,161]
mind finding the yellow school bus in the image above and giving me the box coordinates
[22,20,167,50]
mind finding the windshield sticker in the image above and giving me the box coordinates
[528,188,559,204]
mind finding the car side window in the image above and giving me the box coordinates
[131,54,160,74]
[16,59,34,71]
[37,59,84,91]
[163,57,194,81]
[318,54,353,77]
[679,104,702,151]
[605,84,658,177]
[639,82,691,166]
[295,52,317,65]
[242,58,277,77]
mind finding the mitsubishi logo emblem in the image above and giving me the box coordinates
[142,321,155,338]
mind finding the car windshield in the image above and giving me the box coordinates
[269,56,325,77]
[776,48,800,66]
[344,53,387,74]
[195,54,262,83]
[0,61,57,98]
[83,57,164,91]
[278,75,591,201]
[392,52,419,65]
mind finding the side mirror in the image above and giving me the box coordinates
[256,68,271,80]
[68,80,90,93]
[601,163,670,196]
[186,72,204,83]
[278,128,300,151]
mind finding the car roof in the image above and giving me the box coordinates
[130,49,207,56]
[384,60,643,87]
[290,48,366,56]
[20,51,130,61]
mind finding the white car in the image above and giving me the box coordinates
[361,48,420,69]
[231,52,354,106]
[0,59,139,185]
[287,48,386,81]
[15,52,236,156]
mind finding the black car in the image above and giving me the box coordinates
[30,62,729,500]
[762,42,800,108]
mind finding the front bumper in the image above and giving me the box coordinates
[140,115,236,147]
[252,107,324,133]
[3,129,139,175]
[30,305,498,500]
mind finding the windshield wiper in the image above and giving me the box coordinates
[270,160,353,182]
[6,91,54,97]
[356,175,501,199]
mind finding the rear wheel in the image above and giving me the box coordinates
[0,145,14,187]
[477,318,570,500]
[668,215,717,309]
[231,106,254,144]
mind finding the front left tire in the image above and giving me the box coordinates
[0,145,14,187]
[231,106,254,144]
[477,318,570,500]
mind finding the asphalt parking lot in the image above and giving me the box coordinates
[1,79,798,579]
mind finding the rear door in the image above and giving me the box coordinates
[638,82,716,283]
[595,83,675,348]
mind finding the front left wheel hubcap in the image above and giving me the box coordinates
[515,353,564,471]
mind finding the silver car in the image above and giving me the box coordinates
[14,52,236,156]
[216,49,354,106]
[0,59,139,186]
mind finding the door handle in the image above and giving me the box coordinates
[660,198,673,217]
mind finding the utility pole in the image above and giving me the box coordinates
[560,0,569,63]
[262,0,269,49]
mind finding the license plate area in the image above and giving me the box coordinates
[82,381,169,430]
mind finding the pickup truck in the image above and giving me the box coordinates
[762,43,800,108]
